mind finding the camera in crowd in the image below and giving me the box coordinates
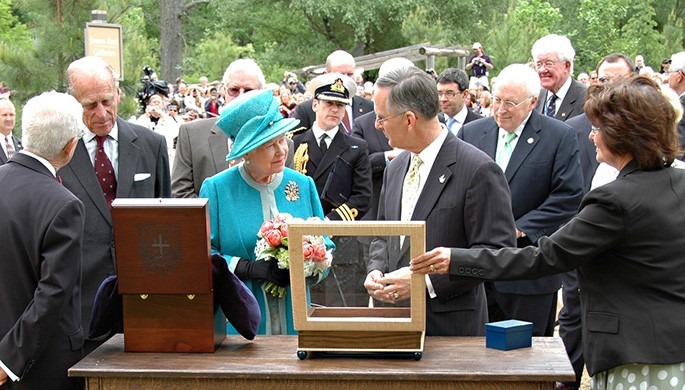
[135,65,169,113]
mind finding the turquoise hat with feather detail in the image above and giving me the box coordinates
[216,89,300,161]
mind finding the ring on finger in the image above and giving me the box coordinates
[429,264,436,273]
[392,292,400,300]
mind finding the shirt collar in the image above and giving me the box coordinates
[415,125,449,169]
[312,122,339,141]
[550,76,573,102]
[498,111,532,140]
[82,121,119,143]
[453,105,469,124]
[18,150,57,177]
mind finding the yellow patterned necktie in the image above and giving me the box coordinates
[401,154,423,222]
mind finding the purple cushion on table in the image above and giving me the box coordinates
[211,254,261,340]
[88,274,123,340]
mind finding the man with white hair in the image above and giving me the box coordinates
[172,58,293,197]
[532,34,587,121]
[459,64,583,337]
[291,50,374,132]
[667,51,685,157]
[0,91,85,389]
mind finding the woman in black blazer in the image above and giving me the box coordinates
[411,75,685,389]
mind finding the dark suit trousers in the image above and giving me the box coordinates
[558,270,584,388]
[485,282,557,337]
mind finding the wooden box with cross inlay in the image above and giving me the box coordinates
[112,198,225,353]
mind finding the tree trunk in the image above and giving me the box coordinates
[160,0,184,84]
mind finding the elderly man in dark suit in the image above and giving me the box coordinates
[532,34,587,122]
[459,64,584,337]
[172,59,293,198]
[365,66,516,336]
[293,74,372,307]
[0,91,85,389]
[291,50,374,133]
[0,99,21,165]
[58,56,171,352]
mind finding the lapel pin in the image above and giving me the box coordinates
[439,175,446,183]
[527,138,534,144]
[351,145,358,149]
[561,113,566,118]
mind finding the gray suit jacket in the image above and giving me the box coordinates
[0,153,85,389]
[368,132,516,336]
[450,160,685,375]
[0,134,21,165]
[459,112,584,294]
[535,79,587,121]
[172,117,295,198]
[58,118,171,337]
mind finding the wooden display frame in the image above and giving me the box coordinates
[288,221,426,359]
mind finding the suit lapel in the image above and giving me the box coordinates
[208,123,229,171]
[116,119,140,198]
[398,137,457,257]
[69,139,112,224]
[477,119,499,159]
[505,112,541,181]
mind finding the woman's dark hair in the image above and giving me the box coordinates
[584,75,679,170]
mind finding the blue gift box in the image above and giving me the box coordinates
[485,319,533,351]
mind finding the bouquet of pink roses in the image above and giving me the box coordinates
[254,213,332,298]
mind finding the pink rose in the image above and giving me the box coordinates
[260,220,274,235]
[312,244,327,262]
[302,242,315,260]
[279,223,288,238]
[264,229,282,247]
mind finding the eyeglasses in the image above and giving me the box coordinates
[375,112,405,126]
[438,91,458,98]
[492,96,532,109]
[227,87,254,97]
[535,60,561,69]
[591,126,600,135]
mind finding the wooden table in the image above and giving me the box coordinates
[70,334,574,390]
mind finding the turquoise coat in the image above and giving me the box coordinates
[200,165,327,335]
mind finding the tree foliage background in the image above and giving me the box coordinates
[0,0,683,124]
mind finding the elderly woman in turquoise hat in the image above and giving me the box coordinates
[200,89,329,335]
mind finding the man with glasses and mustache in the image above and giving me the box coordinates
[459,64,583,341]
[172,59,294,198]
[532,34,587,122]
